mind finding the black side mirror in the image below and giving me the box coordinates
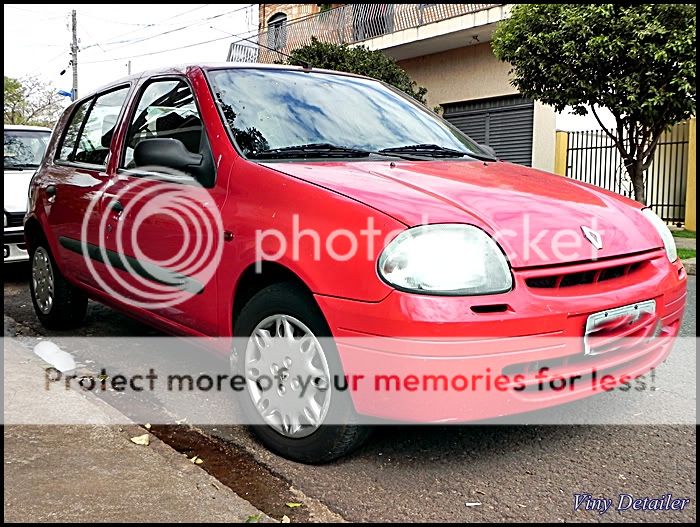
[479,143,498,159]
[134,138,203,177]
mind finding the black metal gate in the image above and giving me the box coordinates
[443,95,535,167]
[565,122,689,223]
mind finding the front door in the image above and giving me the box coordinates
[97,77,225,335]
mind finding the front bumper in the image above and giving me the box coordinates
[3,228,28,263]
[315,249,687,422]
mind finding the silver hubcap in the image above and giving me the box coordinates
[244,314,332,438]
[32,247,54,315]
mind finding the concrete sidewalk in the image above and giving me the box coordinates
[3,339,271,523]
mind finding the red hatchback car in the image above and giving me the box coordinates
[27,64,686,462]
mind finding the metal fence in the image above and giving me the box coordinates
[228,3,502,63]
[565,122,690,224]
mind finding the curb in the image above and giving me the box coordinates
[3,331,274,523]
[682,258,696,276]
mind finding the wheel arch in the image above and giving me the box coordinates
[23,215,47,252]
[231,260,323,334]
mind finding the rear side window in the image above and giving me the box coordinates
[58,99,91,161]
[57,86,129,167]
[122,79,202,168]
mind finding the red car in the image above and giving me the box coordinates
[27,64,686,462]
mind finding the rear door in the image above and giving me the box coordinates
[47,86,131,285]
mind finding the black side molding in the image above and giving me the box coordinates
[59,236,204,294]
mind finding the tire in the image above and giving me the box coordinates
[233,282,370,463]
[29,240,87,330]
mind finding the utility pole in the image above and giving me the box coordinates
[70,9,78,101]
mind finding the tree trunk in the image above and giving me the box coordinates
[627,162,646,205]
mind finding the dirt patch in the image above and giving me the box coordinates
[150,425,312,523]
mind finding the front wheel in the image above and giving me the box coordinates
[30,242,87,330]
[233,282,370,463]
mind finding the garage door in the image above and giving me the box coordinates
[443,95,534,166]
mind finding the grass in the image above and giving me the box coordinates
[673,229,696,239]
[677,248,696,260]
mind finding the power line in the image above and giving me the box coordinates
[82,4,251,51]
[82,33,240,64]
[79,6,210,50]
[4,5,66,21]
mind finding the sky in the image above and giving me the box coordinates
[4,4,257,96]
[4,3,611,131]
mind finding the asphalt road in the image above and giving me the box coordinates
[3,265,696,522]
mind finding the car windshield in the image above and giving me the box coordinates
[207,68,490,161]
[4,130,50,169]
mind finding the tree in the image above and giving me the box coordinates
[4,76,65,127]
[492,4,696,204]
[285,37,428,104]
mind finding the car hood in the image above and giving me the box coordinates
[4,169,34,213]
[262,160,661,268]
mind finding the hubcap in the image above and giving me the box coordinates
[32,247,55,315]
[244,314,332,438]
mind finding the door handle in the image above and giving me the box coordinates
[46,185,56,197]
[110,200,124,213]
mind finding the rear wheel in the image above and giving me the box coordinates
[30,241,87,329]
[233,282,370,463]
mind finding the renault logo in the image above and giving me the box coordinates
[581,226,603,250]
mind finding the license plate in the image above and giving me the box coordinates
[584,299,656,355]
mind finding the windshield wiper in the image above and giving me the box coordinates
[379,143,496,162]
[249,143,430,161]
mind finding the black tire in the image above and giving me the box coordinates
[233,282,370,464]
[29,240,87,330]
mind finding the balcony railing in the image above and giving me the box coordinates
[227,3,502,63]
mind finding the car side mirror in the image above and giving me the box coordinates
[479,143,498,159]
[134,138,203,177]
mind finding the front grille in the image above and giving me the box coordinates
[5,212,24,228]
[526,261,646,289]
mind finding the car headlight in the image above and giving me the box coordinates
[378,224,512,295]
[641,208,677,262]
[3,212,7,228]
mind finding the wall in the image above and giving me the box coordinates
[398,42,555,172]
[531,102,556,172]
[684,117,696,231]
[397,42,516,109]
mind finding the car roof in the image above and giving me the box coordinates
[89,63,375,98]
[4,124,52,132]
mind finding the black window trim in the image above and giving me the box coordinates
[54,83,132,171]
[117,74,215,187]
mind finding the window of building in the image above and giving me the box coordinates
[267,13,288,50]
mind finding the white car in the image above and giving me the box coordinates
[4,124,52,263]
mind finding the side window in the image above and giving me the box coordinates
[122,79,202,168]
[57,86,129,166]
[73,88,129,166]
[58,99,91,161]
